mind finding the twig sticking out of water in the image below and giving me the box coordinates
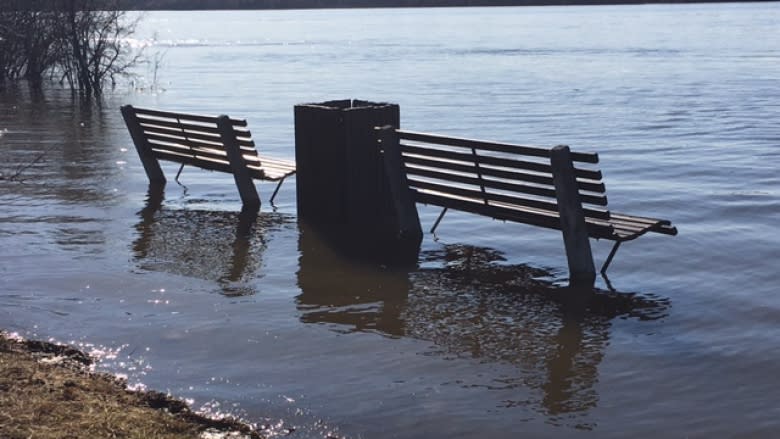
[0,146,52,183]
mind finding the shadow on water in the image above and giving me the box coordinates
[132,188,293,297]
[296,224,670,428]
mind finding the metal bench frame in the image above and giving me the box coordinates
[121,105,296,209]
[376,126,677,284]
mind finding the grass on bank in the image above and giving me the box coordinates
[0,332,262,439]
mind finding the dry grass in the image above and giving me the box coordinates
[0,332,262,439]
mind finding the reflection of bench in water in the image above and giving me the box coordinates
[133,190,291,296]
[296,226,669,425]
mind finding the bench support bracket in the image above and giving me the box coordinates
[269,177,287,205]
[600,241,622,275]
[430,207,448,235]
[174,163,185,185]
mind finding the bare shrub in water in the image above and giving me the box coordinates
[0,0,143,96]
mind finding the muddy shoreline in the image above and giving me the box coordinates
[0,331,263,439]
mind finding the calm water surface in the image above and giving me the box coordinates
[1,3,779,438]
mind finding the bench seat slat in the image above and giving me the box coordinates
[249,154,297,181]
[143,130,224,148]
[141,126,259,153]
[401,143,603,181]
[610,212,678,237]
[245,159,296,173]
[148,140,232,164]
[415,189,615,238]
[609,213,673,228]
[250,167,290,181]
[416,183,670,243]
[403,154,606,194]
[151,148,233,173]
[140,124,223,144]
[138,117,252,142]
[398,129,599,164]
[152,149,294,182]
[139,120,221,138]
[146,137,260,163]
[146,133,226,153]
[252,155,296,169]
[133,107,247,127]
[410,179,611,220]
[407,167,608,207]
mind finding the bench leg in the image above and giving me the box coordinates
[430,207,448,234]
[600,241,622,275]
[174,163,185,185]
[269,177,286,205]
[217,115,260,210]
[551,145,596,288]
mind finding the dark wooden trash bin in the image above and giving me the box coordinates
[294,99,421,263]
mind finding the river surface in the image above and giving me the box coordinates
[1,3,779,438]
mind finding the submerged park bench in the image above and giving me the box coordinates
[121,105,296,209]
[375,126,677,285]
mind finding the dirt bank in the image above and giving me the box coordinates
[0,331,263,439]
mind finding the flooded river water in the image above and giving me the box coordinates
[1,3,779,438]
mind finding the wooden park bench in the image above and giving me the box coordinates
[121,105,296,209]
[375,126,677,285]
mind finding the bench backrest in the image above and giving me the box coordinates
[394,129,616,239]
[121,106,265,179]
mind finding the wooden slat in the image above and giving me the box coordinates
[147,140,230,164]
[244,157,296,172]
[139,120,255,151]
[151,148,233,173]
[235,138,256,149]
[408,168,556,199]
[490,198,616,238]
[610,213,678,236]
[404,155,606,194]
[610,212,672,227]
[143,130,224,148]
[400,143,602,181]
[256,155,296,168]
[398,129,599,163]
[146,139,196,156]
[247,165,296,181]
[414,179,554,211]
[133,107,247,127]
[138,118,221,136]
[416,189,560,228]
[140,123,258,157]
[257,163,296,173]
[145,132,225,152]
[406,167,608,206]
[140,123,222,144]
[410,179,611,220]
[415,190,615,238]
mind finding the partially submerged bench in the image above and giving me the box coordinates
[121,105,296,209]
[376,126,677,285]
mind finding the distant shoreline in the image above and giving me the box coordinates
[114,0,776,11]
